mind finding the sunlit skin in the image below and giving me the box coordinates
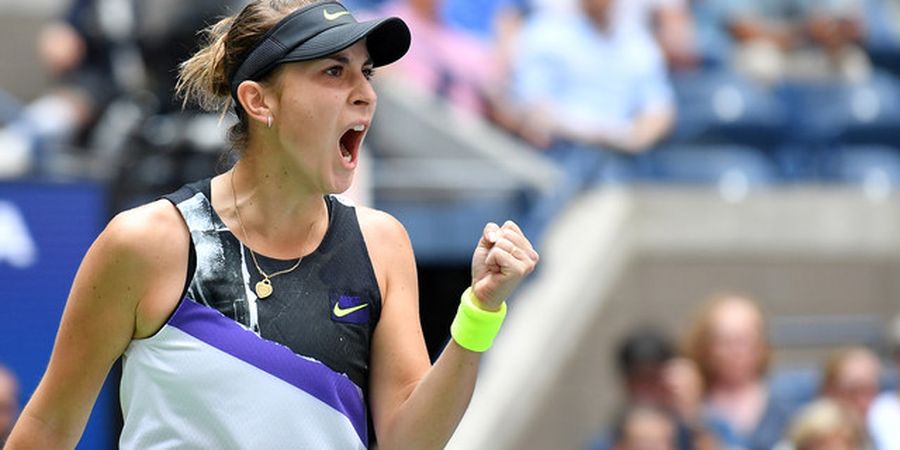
[825,349,881,419]
[707,299,765,389]
[615,408,677,450]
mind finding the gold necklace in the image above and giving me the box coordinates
[230,167,302,299]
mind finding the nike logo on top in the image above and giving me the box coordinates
[333,301,368,318]
[323,9,350,21]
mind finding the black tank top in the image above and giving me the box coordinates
[162,178,382,401]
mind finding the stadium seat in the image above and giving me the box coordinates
[868,47,900,80]
[650,144,776,188]
[781,70,900,149]
[839,73,900,147]
[670,69,788,150]
[826,144,900,191]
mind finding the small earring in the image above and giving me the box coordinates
[266,115,273,129]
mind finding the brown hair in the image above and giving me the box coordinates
[176,0,320,150]
[681,292,771,390]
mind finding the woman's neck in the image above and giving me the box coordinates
[708,380,768,434]
[214,157,329,260]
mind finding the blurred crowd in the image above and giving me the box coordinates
[593,293,900,450]
[359,0,900,242]
[4,0,900,238]
[0,0,243,208]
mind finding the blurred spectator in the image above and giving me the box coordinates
[708,0,871,84]
[590,327,727,450]
[611,405,679,450]
[504,0,675,242]
[378,0,499,114]
[785,399,867,450]
[495,0,697,72]
[820,346,881,421]
[505,0,675,152]
[0,364,19,446]
[614,0,698,70]
[0,0,234,179]
[617,327,679,407]
[867,314,900,450]
[683,293,794,450]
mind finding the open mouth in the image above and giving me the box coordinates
[339,124,366,164]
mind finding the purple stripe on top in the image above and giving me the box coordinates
[168,299,367,445]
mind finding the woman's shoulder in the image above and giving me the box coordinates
[91,200,190,339]
[109,199,186,238]
[351,206,415,296]
[354,205,411,246]
[99,199,189,264]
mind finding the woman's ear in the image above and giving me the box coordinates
[236,80,275,128]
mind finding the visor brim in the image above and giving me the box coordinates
[278,17,410,67]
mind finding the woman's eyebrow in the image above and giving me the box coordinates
[324,54,374,66]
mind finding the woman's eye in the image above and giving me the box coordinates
[326,66,343,77]
[363,67,375,80]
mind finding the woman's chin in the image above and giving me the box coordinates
[329,176,355,195]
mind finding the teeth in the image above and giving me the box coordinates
[352,124,366,132]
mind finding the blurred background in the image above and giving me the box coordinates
[2,0,900,448]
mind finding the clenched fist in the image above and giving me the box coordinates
[470,221,539,311]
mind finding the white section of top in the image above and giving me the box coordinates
[120,325,366,450]
[179,192,222,308]
[237,242,261,333]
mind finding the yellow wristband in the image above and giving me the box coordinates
[450,287,508,352]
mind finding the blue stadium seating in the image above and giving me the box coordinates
[780,70,900,149]
[670,69,789,151]
[825,144,900,187]
[650,144,776,186]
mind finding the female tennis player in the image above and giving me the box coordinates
[6,1,538,448]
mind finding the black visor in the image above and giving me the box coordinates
[229,1,410,101]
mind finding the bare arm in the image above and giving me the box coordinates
[5,202,187,449]
[623,104,676,153]
[555,104,675,154]
[361,211,537,450]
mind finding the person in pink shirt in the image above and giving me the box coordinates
[378,0,500,114]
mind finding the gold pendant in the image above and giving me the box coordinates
[255,279,273,299]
